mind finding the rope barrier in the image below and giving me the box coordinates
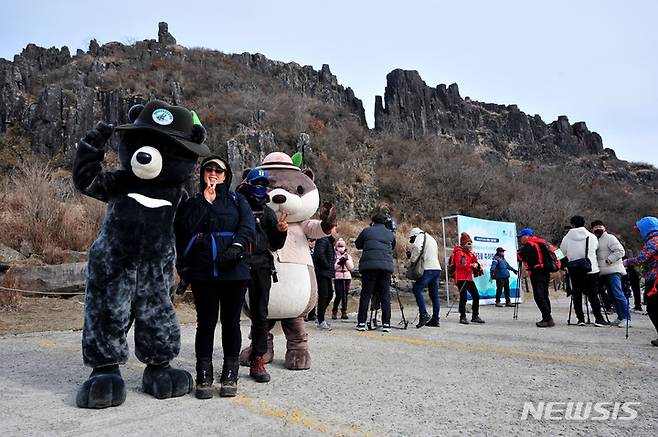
[0,285,84,296]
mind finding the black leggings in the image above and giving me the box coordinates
[457,280,480,318]
[248,268,272,357]
[316,276,334,323]
[192,280,246,360]
[358,271,391,325]
[646,280,658,335]
[570,272,604,323]
[333,279,351,313]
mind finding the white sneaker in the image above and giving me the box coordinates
[610,318,623,327]
[356,323,366,331]
[577,321,586,327]
[318,321,332,330]
[381,324,391,333]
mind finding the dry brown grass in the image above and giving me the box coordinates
[0,159,105,264]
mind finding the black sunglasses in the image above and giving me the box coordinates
[203,166,225,174]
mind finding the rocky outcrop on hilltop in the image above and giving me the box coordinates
[374,69,604,159]
[0,23,366,159]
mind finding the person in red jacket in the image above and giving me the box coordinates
[452,232,485,325]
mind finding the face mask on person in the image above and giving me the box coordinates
[593,229,604,238]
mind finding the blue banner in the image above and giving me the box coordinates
[456,215,521,303]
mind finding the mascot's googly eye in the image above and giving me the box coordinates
[131,146,163,180]
[296,185,305,195]
[128,104,145,123]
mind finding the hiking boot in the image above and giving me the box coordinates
[459,316,470,325]
[331,310,338,320]
[505,302,515,307]
[249,356,270,383]
[495,302,504,307]
[356,323,366,331]
[594,319,608,327]
[381,324,391,333]
[195,358,214,399]
[425,318,440,327]
[416,313,431,329]
[341,311,349,320]
[471,316,485,324]
[536,319,555,328]
[577,320,586,327]
[318,321,332,330]
[219,357,239,398]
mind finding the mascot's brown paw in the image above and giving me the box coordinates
[142,364,193,399]
[285,349,311,370]
[76,365,126,409]
[239,335,274,367]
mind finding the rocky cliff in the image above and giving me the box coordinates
[0,22,366,161]
[375,69,605,159]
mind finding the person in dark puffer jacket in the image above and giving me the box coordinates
[355,211,396,332]
[174,155,255,399]
[236,167,287,383]
[312,230,337,330]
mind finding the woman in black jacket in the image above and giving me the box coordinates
[175,156,255,399]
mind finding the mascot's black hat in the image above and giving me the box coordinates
[115,100,210,156]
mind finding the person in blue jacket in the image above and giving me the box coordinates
[175,155,255,399]
[490,247,518,307]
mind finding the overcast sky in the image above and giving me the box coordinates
[2,0,656,166]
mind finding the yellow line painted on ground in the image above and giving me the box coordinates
[231,393,374,437]
[340,331,640,369]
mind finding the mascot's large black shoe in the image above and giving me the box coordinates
[142,363,193,399]
[76,365,126,409]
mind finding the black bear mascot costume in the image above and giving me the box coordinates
[73,100,210,409]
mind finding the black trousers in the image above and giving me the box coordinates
[333,279,351,313]
[629,269,642,309]
[570,272,604,323]
[495,278,511,303]
[530,269,552,321]
[358,270,391,325]
[192,280,246,360]
[646,279,658,335]
[316,276,334,323]
[457,280,479,318]
[248,268,272,357]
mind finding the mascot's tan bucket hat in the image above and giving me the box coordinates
[260,152,301,171]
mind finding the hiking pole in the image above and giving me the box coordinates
[392,257,410,329]
[568,293,573,325]
[566,271,573,325]
[446,281,468,317]
[513,263,524,320]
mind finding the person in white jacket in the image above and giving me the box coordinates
[559,215,607,326]
[407,227,442,328]
[592,220,630,326]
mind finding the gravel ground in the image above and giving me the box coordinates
[0,296,656,436]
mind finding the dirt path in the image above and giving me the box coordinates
[0,296,656,436]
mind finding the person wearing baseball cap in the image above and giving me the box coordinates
[490,247,518,307]
[517,228,555,327]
